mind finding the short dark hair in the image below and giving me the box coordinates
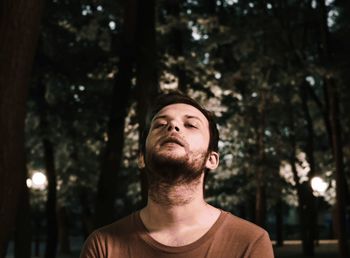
[140,91,219,155]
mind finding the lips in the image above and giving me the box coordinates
[160,136,185,147]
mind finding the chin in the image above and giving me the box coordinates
[159,151,186,160]
[153,153,188,168]
[155,148,186,160]
[145,151,206,186]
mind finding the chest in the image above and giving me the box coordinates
[148,226,210,247]
[106,232,249,258]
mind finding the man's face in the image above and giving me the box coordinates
[143,103,217,185]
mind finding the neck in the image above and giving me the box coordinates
[143,198,209,228]
[141,173,218,230]
[148,176,203,207]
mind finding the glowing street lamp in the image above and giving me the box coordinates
[311,176,328,196]
[27,171,47,190]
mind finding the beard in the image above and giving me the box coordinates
[144,144,209,206]
[144,146,208,186]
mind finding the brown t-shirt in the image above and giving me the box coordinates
[80,210,274,258]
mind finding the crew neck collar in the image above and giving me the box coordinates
[134,209,227,253]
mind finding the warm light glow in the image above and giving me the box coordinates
[29,171,47,190]
[311,176,328,195]
[109,21,116,30]
[26,179,32,188]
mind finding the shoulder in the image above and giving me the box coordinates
[223,211,265,233]
[80,212,138,258]
[95,212,137,237]
[222,211,268,240]
[217,211,274,257]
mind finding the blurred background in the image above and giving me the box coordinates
[0,0,349,257]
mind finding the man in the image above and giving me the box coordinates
[80,91,274,258]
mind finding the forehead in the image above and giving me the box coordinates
[153,103,208,124]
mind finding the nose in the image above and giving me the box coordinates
[167,121,180,132]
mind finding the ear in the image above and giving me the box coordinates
[205,151,219,170]
[138,153,145,169]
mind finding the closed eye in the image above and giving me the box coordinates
[153,122,167,129]
[185,123,197,129]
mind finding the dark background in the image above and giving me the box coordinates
[1,0,349,257]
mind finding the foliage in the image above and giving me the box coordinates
[25,0,350,235]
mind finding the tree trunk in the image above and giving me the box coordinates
[317,0,348,256]
[275,201,284,247]
[94,0,137,228]
[136,0,159,206]
[255,88,267,227]
[43,139,58,258]
[301,184,316,255]
[57,206,71,254]
[79,189,94,239]
[299,80,315,177]
[290,154,316,256]
[36,80,58,258]
[286,87,315,256]
[325,77,348,257]
[299,80,317,254]
[306,83,333,151]
[164,0,188,92]
[0,0,43,256]
[33,217,42,257]
[14,181,31,258]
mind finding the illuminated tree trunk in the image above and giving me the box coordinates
[0,0,43,256]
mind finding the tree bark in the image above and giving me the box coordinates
[289,145,316,256]
[80,189,94,239]
[57,206,71,254]
[325,77,348,257]
[36,79,58,258]
[286,87,315,256]
[275,201,284,247]
[164,0,188,92]
[0,0,43,256]
[299,80,316,177]
[255,88,267,228]
[43,139,58,258]
[94,0,137,228]
[14,181,31,258]
[317,0,348,256]
[299,80,317,255]
[33,217,42,257]
[135,0,159,206]
[306,83,333,150]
